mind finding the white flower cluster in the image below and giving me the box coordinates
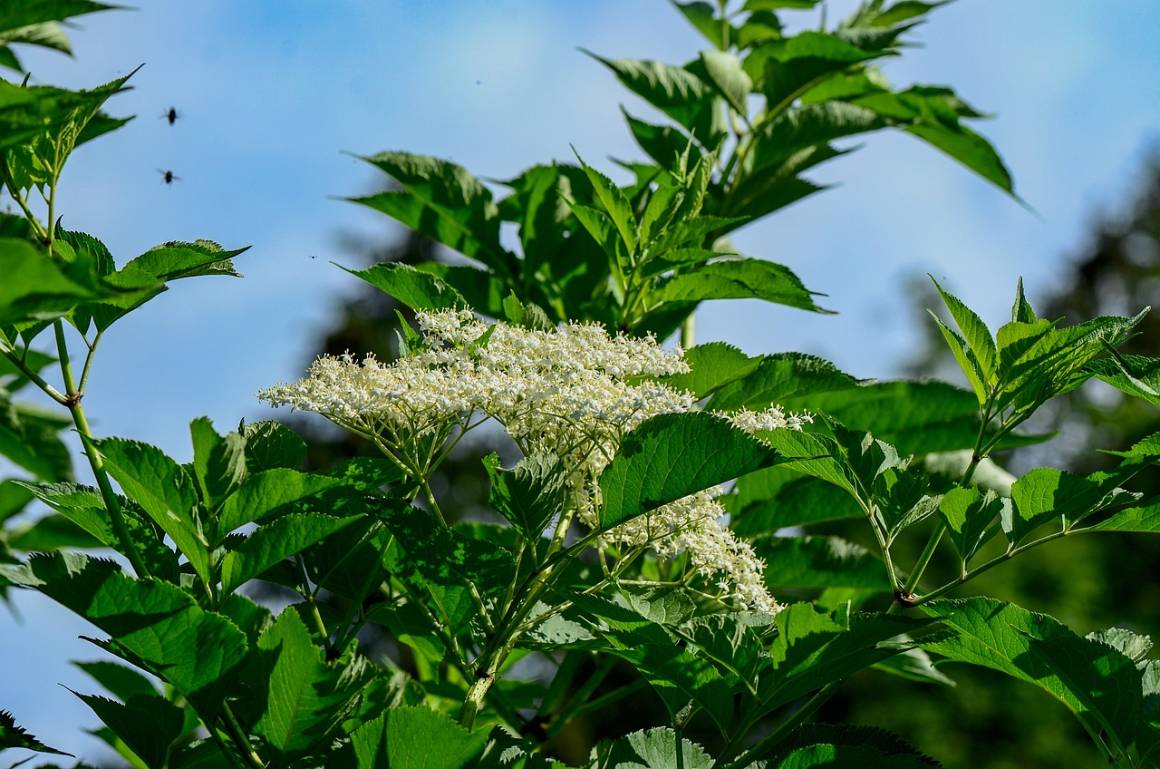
[722,406,814,433]
[261,309,805,614]
[610,490,777,614]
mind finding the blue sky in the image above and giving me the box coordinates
[2,0,1159,761]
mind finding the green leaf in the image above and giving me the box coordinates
[924,597,1146,760]
[660,341,761,399]
[743,0,820,10]
[707,352,859,412]
[729,471,863,534]
[930,276,997,383]
[1085,500,1160,534]
[253,609,347,755]
[8,512,103,550]
[216,468,349,539]
[95,437,210,585]
[496,164,575,285]
[415,262,507,317]
[483,451,566,539]
[0,76,126,155]
[576,154,638,255]
[0,478,34,523]
[0,552,246,694]
[189,417,246,508]
[73,660,158,702]
[672,1,729,50]
[1008,466,1136,542]
[751,102,883,174]
[1010,277,1038,323]
[745,429,857,499]
[343,261,467,312]
[938,486,1003,565]
[500,292,555,331]
[565,594,736,731]
[761,603,938,713]
[591,727,713,769]
[598,411,779,529]
[1,69,132,185]
[822,85,1017,195]
[351,707,489,769]
[873,648,956,687]
[758,535,890,590]
[0,237,98,323]
[382,504,515,592]
[772,727,941,768]
[851,0,949,27]
[352,152,515,275]
[0,23,72,71]
[221,512,359,593]
[779,380,1030,455]
[0,709,71,756]
[124,240,244,281]
[755,31,881,110]
[0,1,117,35]
[240,420,307,473]
[905,121,1013,194]
[928,311,986,403]
[655,257,831,313]
[699,49,752,116]
[74,691,183,769]
[1088,354,1160,405]
[800,69,889,105]
[15,480,179,580]
[584,52,723,142]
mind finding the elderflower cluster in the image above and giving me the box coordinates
[608,489,777,614]
[720,405,814,433]
[260,309,807,614]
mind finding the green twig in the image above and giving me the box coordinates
[52,321,151,578]
[220,701,266,769]
[0,343,69,405]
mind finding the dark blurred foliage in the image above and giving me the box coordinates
[825,153,1160,769]
[284,156,1159,767]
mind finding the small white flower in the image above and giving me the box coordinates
[260,309,809,615]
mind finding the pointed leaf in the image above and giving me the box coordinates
[598,412,780,529]
[221,512,360,593]
[95,438,209,585]
[0,552,246,694]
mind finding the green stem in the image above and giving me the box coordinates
[298,556,330,644]
[3,174,47,241]
[897,408,993,606]
[458,510,579,728]
[914,528,1073,606]
[78,330,102,393]
[45,176,57,249]
[900,522,943,600]
[220,701,266,769]
[53,321,151,578]
[863,501,899,592]
[0,344,69,405]
[680,314,695,349]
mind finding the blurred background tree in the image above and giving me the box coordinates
[283,151,1160,768]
